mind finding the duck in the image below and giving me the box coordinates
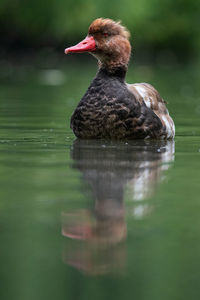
[65,18,175,140]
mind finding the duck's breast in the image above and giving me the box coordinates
[71,71,171,139]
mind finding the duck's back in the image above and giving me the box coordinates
[70,69,172,139]
[127,83,175,139]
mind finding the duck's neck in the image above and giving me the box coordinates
[97,65,127,81]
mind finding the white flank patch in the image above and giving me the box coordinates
[132,84,175,138]
[134,85,151,108]
[162,115,174,138]
[144,98,151,108]
[134,85,146,98]
[172,121,175,136]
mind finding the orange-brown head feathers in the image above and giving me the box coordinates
[88,18,130,40]
[65,18,132,72]
[88,18,131,71]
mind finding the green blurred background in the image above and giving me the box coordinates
[1,2,200,299]
[1,0,200,64]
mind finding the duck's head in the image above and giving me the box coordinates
[65,18,131,71]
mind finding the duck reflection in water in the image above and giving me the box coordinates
[62,139,174,275]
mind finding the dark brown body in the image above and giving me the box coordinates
[71,68,166,139]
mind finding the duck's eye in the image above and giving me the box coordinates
[103,33,108,37]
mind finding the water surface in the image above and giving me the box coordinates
[1,63,200,300]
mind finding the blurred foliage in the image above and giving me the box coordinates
[0,0,200,59]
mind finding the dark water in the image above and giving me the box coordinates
[1,63,200,300]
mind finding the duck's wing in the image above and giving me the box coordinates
[127,83,175,138]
